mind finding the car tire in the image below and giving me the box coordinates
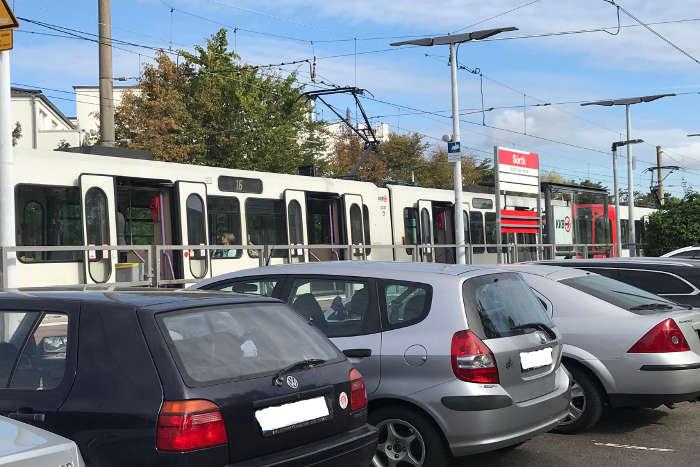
[369,406,449,467]
[554,365,604,434]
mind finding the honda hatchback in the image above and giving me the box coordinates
[0,291,376,466]
[193,262,571,465]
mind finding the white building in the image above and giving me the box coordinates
[72,85,139,134]
[10,88,80,150]
[320,120,390,159]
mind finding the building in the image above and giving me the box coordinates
[10,88,81,150]
[72,85,139,134]
[320,120,391,159]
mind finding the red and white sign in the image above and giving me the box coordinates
[496,147,540,195]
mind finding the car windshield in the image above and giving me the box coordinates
[463,273,554,339]
[560,273,681,314]
[158,303,341,385]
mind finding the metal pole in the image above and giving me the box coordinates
[626,105,636,256]
[98,0,115,146]
[450,42,466,265]
[0,51,16,288]
[656,145,664,206]
[494,146,503,264]
[612,147,622,257]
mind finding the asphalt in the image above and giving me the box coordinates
[459,402,700,466]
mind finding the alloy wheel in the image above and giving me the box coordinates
[559,380,586,426]
[372,418,426,467]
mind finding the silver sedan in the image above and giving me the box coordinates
[503,264,700,433]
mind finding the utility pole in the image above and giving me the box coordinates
[656,145,664,205]
[0,50,16,287]
[625,104,635,256]
[449,42,465,264]
[98,0,115,146]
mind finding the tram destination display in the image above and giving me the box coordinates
[218,176,263,194]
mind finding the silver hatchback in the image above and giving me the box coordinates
[192,262,571,465]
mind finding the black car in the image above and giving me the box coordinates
[534,258,700,307]
[0,291,376,466]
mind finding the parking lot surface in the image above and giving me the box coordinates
[462,402,699,466]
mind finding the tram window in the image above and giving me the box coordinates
[594,218,611,245]
[485,212,498,253]
[403,208,419,245]
[363,205,371,255]
[350,204,363,245]
[620,219,629,248]
[207,196,241,259]
[463,211,471,244]
[16,185,82,263]
[245,199,288,258]
[85,188,109,247]
[469,211,485,254]
[635,220,645,246]
[472,198,493,210]
[420,208,432,244]
[288,200,304,256]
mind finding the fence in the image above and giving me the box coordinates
[0,242,634,289]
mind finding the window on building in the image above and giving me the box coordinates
[208,196,242,259]
[16,185,82,263]
[245,199,288,258]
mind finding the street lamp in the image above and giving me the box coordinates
[611,139,643,257]
[581,93,675,256]
[390,27,518,264]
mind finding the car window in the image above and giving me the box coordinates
[159,303,340,385]
[382,282,431,329]
[613,269,694,295]
[670,250,699,259]
[210,278,278,296]
[288,279,375,338]
[0,312,68,390]
[560,274,683,314]
[463,273,554,339]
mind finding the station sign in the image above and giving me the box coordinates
[447,141,461,163]
[495,147,539,195]
[552,206,573,244]
[0,0,18,52]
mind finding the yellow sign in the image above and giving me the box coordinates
[0,29,11,51]
[0,0,18,30]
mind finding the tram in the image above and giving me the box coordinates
[9,148,652,287]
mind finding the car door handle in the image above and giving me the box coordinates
[343,348,372,359]
[8,410,46,423]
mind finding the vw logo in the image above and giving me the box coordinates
[286,375,299,389]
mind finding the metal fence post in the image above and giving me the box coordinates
[153,245,162,287]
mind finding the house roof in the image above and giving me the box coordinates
[11,87,76,129]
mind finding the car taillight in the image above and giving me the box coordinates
[349,368,367,411]
[628,319,691,353]
[451,330,499,384]
[157,400,228,452]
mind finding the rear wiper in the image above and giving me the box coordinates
[629,303,674,311]
[273,359,326,386]
[511,322,556,339]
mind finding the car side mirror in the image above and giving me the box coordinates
[40,336,67,354]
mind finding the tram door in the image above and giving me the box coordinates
[80,175,118,284]
[285,190,307,263]
[417,200,433,262]
[176,182,209,282]
[343,194,365,260]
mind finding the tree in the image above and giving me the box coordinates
[327,126,386,185]
[645,192,700,256]
[116,29,325,172]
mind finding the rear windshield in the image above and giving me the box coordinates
[463,273,554,339]
[560,274,681,314]
[158,303,341,385]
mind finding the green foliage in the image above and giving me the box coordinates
[11,122,21,146]
[116,29,325,172]
[645,192,700,256]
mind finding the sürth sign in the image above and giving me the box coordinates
[495,147,540,195]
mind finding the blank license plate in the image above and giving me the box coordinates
[255,396,330,435]
[520,348,553,371]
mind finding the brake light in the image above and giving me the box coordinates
[628,319,690,353]
[451,330,499,384]
[349,368,367,411]
[157,400,227,451]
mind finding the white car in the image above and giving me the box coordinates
[661,246,700,259]
[0,416,83,467]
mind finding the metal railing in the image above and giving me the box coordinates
[0,242,627,289]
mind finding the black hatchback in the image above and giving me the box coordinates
[0,291,376,466]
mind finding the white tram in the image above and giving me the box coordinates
[9,148,651,287]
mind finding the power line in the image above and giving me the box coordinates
[453,0,540,33]
[603,1,700,65]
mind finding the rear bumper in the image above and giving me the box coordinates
[609,390,700,408]
[228,424,377,467]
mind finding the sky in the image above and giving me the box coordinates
[10,0,700,195]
